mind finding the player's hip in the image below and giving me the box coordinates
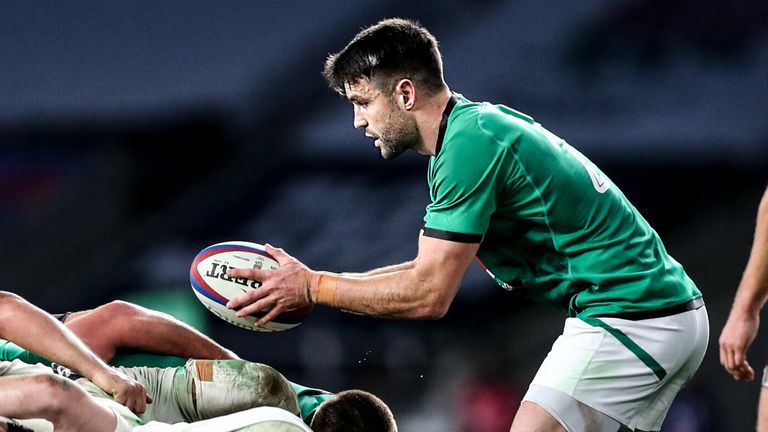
[526,305,709,431]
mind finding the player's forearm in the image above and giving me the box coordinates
[309,235,477,318]
[0,292,110,379]
[310,267,454,319]
[340,261,416,278]
[733,256,768,314]
[731,189,768,315]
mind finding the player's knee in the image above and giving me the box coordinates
[96,300,151,336]
[231,361,299,414]
[0,292,25,325]
[97,300,143,321]
[27,374,87,420]
[250,363,299,414]
[190,360,299,420]
[0,291,22,303]
[100,300,177,331]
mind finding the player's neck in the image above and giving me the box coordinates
[414,88,452,156]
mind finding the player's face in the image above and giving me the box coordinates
[345,78,419,160]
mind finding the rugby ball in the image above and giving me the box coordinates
[189,241,312,332]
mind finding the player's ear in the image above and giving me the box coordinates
[395,79,416,111]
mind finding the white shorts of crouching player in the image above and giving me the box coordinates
[123,406,311,432]
[524,304,709,432]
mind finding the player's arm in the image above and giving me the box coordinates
[0,375,117,432]
[0,291,149,413]
[227,233,479,323]
[327,234,476,318]
[720,186,768,381]
[62,300,239,362]
[340,261,415,278]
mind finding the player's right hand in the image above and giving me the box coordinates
[91,368,153,414]
[226,244,314,327]
[719,310,759,381]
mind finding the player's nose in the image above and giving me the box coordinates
[353,106,367,129]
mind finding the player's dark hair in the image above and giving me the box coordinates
[323,18,445,97]
[310,389,397,432]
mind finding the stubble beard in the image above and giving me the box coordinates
[377,105,420,160]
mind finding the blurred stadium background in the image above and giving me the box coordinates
[1,1,766,430]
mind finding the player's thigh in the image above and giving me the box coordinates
[521,385,623,432]
[758,380,768,432]
[601,306,709,431]
[185,359,299,421]
[117,365,189,423]
[60,309,92,323]
[526,307,708,431]
[510,400,566,432]
[61,306,121,359]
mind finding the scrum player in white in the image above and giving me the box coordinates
[0,291,308,432]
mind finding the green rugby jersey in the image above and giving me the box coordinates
[290,382,335,423]
[423,93,701,317]
[0,339,47,364]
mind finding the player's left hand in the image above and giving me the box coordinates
[226,244,313,327]
[91,368,153,414]
[719,309,759,381]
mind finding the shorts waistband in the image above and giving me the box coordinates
[594,297,704,321]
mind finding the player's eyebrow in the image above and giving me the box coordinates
[347,94,367,104]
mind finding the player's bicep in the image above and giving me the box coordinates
[413,231,479,311]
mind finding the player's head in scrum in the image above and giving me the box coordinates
[323,18,449,160]
[311,389,397,432]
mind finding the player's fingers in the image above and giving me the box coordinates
[257,304,285,327]
[731,367,745,380]
[722,351,737,374]
[264,244,291,265]
[718,342,729,368]
[743,363,756,381]
[115,390,141,414]
[134,395,147,414]
[724,345,738,372]
[726,359,750,381]
[227,267,269,281]
[735,360,753,379]
[235,297,274,317]
[731,347,750,377]
[730,360,753,381]
[733,348,747,367]
[122,387,146,414]
[227,284,269,309]
[116,393,135,413]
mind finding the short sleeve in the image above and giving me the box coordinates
[423,122,507,243]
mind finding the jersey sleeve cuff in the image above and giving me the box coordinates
[422,227,482,243]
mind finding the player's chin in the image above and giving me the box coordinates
[379,145,406,160]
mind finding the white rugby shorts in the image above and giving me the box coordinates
[523,305,709,431]
[133,406,312,432]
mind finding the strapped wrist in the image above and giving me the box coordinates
[311,273,338,307]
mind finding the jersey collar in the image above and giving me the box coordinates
[435,92,460,156]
